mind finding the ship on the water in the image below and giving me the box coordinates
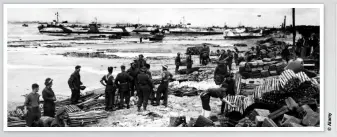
[223,27,264,39]
[37,12,130,36]
[162,17,224,35]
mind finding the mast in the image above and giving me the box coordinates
[55,12,59,23]
[283,16,287,30]
[292,8,296,46]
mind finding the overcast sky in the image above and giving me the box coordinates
[7,8,320,27]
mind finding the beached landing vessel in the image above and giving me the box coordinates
[37,12,130,36]
[223,27,264,39]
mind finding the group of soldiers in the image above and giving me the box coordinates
[23,54,173,127]
[23,80,69,127]
[97,54,173,112]
[23,48,239,127]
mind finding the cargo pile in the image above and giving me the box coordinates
[238,58,287,78]
[177,96,319,127]
[7,90,109,127]
[186,46,210,55]
[253,70,319,106]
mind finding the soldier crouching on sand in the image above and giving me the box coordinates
[200,80,237,117]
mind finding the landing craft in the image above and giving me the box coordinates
[38,22,130,36]
[37,12,130,36]
[223,28,264,39]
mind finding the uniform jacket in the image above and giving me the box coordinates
[68,72,82,90]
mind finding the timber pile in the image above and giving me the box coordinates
[68,111,109,127]
[8,90,107,127]
[8,120,26,127]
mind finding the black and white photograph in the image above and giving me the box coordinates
[3,4,323,131]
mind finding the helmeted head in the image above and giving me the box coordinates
[121,65,126,71]
[75,65,81,72]
[44,78,53,87]
[140,66,147,72]
[108,66,113,73]
[139,54,144,59]
[131,62,136,68]
[145,64,151,70]
[162,65,168,70]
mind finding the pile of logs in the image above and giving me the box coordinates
[68,111,109,127]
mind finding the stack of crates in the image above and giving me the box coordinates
[239,57,287,78]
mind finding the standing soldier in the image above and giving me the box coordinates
[144,64,156,105]
[115,65,133,109]
[200,44,210,65]
[219,50,228,61]
[226,49,234,71]
[233,47,239,65]
[186,54,193,73]
[68,65,83,104]
[214,60,229,85]
[42,78,56,117]
[100,66,116,111]
[24,83,42,127]
[137,67,154,112]
[154,65,173,107]
[175,52,181,73]
[137,54,147,69]
[127,62,139,97]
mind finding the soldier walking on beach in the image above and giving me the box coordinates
[226,49,234,71]
[68,65,83,104]
[100,66,116,111]
[186,54,193,72]
[175,52,181,73]
[219,50,228,61]
[24,83,42,127]
[127,62,139,97]
[115,65,133,109]
[42,78,56,117]
[136,54,147,69]
[137,67,154,112]
[214,60,229,85]
[200,44,210,65]
[154,65,173,107]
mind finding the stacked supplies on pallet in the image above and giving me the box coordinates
[238,58,287,79]
[253,77,280,99]
[224,95,254,114]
